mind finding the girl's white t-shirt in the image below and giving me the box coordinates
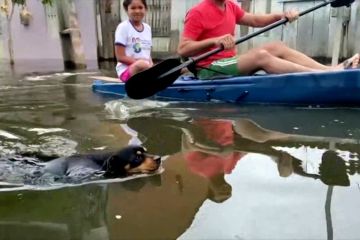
[114,20,152,77]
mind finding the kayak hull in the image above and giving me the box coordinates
[92,69,360,106]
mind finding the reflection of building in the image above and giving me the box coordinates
[1,0,360,65]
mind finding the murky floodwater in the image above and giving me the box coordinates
[0,61,360,240]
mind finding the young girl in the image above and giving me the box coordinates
[115,0,153,82]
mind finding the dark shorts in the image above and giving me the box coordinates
[197,57,240,79]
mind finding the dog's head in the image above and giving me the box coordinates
[104,145,161,177]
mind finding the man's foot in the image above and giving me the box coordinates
[338,53,360,69]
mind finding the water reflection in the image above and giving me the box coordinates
[110,115,360,239]
[127,116,360,189]
[1,66,360,239]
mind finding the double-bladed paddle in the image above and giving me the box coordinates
[125,0,355,99]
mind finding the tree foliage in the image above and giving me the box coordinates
[40,0,53,5]
[12,0,25,5]
[11,0,53,6]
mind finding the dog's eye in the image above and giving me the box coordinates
[131,154,144,166]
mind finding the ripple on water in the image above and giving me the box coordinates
[0,130,21,140]
[104,99,170,120]
[1,135,77,158]
[24,71,99,81]
[104,99,192,121]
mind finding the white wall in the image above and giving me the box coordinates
[9,1,63,60]
[2,0,359,62]
[75,0,97,61]
[0,0,97,63]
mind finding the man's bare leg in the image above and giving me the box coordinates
[261,42,330,70]
[237,43,360,74]
[233,118,291,143]
[237,48,321,75]
[261,42,359,70]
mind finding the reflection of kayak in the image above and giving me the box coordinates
[92,69,360,106]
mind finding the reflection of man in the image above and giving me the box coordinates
[125,117,240,202]
[127,116,357,194]
[180,117,355,187]
[182,119,246,202]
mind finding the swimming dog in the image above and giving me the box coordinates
[42,145,161,179]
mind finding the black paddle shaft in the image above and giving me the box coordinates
[125,0,354,99]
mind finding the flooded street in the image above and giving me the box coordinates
[0,61,360,240]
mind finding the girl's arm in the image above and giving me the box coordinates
[115,45,136,65]
[115,45,152,65]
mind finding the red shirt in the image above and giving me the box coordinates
[184,119,246,178]
[183,0,245,67]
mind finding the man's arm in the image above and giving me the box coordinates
[177,34,235,57]
[238,10,298,27]
[177,36,217,57]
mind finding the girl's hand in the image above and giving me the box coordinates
[136,58,151,63]
[215,34,235,50]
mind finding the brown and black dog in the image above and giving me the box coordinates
[41,145,161,179]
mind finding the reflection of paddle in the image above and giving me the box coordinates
[320,150,350,186]
[125,0,355,99]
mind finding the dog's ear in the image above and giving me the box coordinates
[103,145,143,175]
[103,145,150,177]
[103,155,128,177]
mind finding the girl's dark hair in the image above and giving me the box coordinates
[123,0,148,11]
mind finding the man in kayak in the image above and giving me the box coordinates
[177,0,359,79]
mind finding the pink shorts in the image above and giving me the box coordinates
[119,68,131,82]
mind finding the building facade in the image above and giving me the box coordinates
[0,0,359,67]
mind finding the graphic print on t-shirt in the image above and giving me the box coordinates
[132,37,142,53]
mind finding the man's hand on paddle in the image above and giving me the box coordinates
[215,34,235,50]
[283,9,299,22]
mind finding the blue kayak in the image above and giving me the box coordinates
[92,68,360,106]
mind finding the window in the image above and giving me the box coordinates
[145,0,171,37]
